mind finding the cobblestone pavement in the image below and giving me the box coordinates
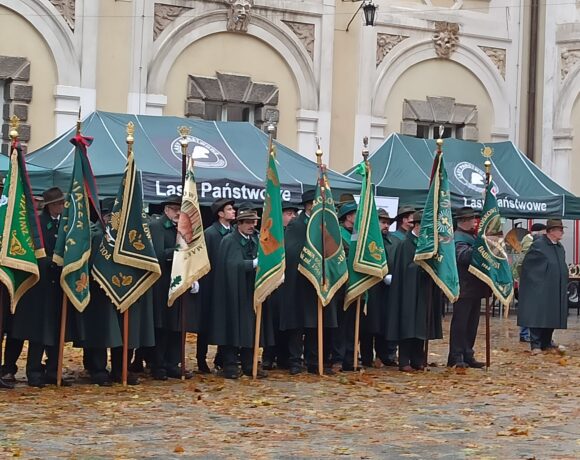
[1,314,579,459]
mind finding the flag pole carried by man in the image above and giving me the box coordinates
[0,116,45,390]
[252,123,286,379]
[298,144,348,376]
[467,153,514,368]
[167,125,210,379]
[53,109,103,386]
[91,122,161,385]
[343,137,388,370]
[414,132,460,364]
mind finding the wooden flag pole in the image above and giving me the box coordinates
[353,296,361,371]
[318,298,323,376]
[56,296,68,387]
[178,126,190,380]
[122,310,129,386]
[485,296,491,370]
[252,302,263,379]
[0,289,4,367]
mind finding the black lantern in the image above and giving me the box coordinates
[362,1,377,27]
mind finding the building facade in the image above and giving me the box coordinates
[1,1,579,194]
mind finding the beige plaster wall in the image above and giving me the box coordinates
[96,0,132,112]
[163,32,299,150]
[329,2,362,172]
[384,59,493,141]
[0,5,57,150]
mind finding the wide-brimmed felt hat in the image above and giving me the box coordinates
[395,206,415,221]
[282,202,301,212]
[337,201,357,220]
[530,223,547,232]
[101,198,116,214]
[211,198,235,216]
[454,206,479,220]
[301,189,316,204]
[546,219,566,231]
[377,208,393,221]
[161,194,182,207]
[236,201,260,213]
[42,187,65,205]
[236,209,260,222]
[411,210,423,222]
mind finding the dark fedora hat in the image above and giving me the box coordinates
[411,210,423,222]
[236,209,260,222]
[546,219,566,231]
[395,206,415,221]
[100,197,116,214]
[211,198,235,216]
[455,206,479,220]
[282,202,301,212]
[377,208,393,221]
[301,189,316,204]
[337,201,357,220]
[42,187,66,206]
[530,223,547,232]
[161,194,182,207]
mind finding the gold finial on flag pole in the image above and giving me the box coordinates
[126,122,135,155]
[9,115,20,140]
[315,137,323,166]
[76,107,82,135]
[178,125,191,158]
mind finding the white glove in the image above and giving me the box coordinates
[383,274,392,286]
[252,258,258,269]
[190,281,200,294]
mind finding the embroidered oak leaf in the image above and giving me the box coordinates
[368,240,384,261]
[122,275,133,286]
[170,275,182,289]
[112,274,121,287]
[10,231,26,256]
[129,229,137,242]
[133,241,145,251]
[112,272,133,287]
[75,272,89,293]
[110,212,120,231]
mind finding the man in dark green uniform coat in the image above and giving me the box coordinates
[149,194,193,380]
[261,203,300,370]
[518,219,568,353]
[332,201,357,371]
[386,211,444,372]
[195,198,236,373]
[447,207,489,369]
[207,209,266,379]
[361,209,400,367]
[11,187,72,387]
[391,206,415,241]
[279,190,338,375]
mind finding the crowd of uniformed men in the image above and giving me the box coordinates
[0,185,569,389]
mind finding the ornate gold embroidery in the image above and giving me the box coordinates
[9,230,26,256]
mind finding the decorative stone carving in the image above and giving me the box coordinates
[561,48,580,81]
[283,21,315,60]
[480,46,506,79]
[185,72,279,130]
[49,0,75,31]
[401,96,478,141]
[376,33,408,67]
[225,0,254,33]
[0,56,32,154]
[154,4,192,41]
[432,21,460,59]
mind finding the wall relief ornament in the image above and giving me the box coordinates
[432,21,460,59]
[561,48,580,81]
[480,46,506,79]
[376,33,408,67]
[153,3,192,41]
[225,0,254,33]
[282,21,315,60]
[49,0,75,31]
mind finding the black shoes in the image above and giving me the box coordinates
[111,373,140,385]
[242,369,268,379]
[289,366,305,375]
[465,360,485,369]
[307,366,335,376]
[0,378,14,389]
[166,368,193,380]
[261,360,274,371]
[197,361,211,374]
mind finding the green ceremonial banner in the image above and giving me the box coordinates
[0,142,41,312]
[168,154,210,307]
[468,180,514,307]
[92,151,161,312]
[344,162,388,309]
[414,153,460,303]
[53,135,102,312]
[254,147,285,308]
[298,168,348,306]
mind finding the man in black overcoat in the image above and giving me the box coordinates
[518,219,568,353]
[207,209,266,379]
[149,194,193,380]
[361,208,400,367]
[447,207,489,369]
[386,211,444,372]
[195,198,235,373]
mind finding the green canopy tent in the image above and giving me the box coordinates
[345,133,580,219]
[0,151,54,192]
[21,111,361,205]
